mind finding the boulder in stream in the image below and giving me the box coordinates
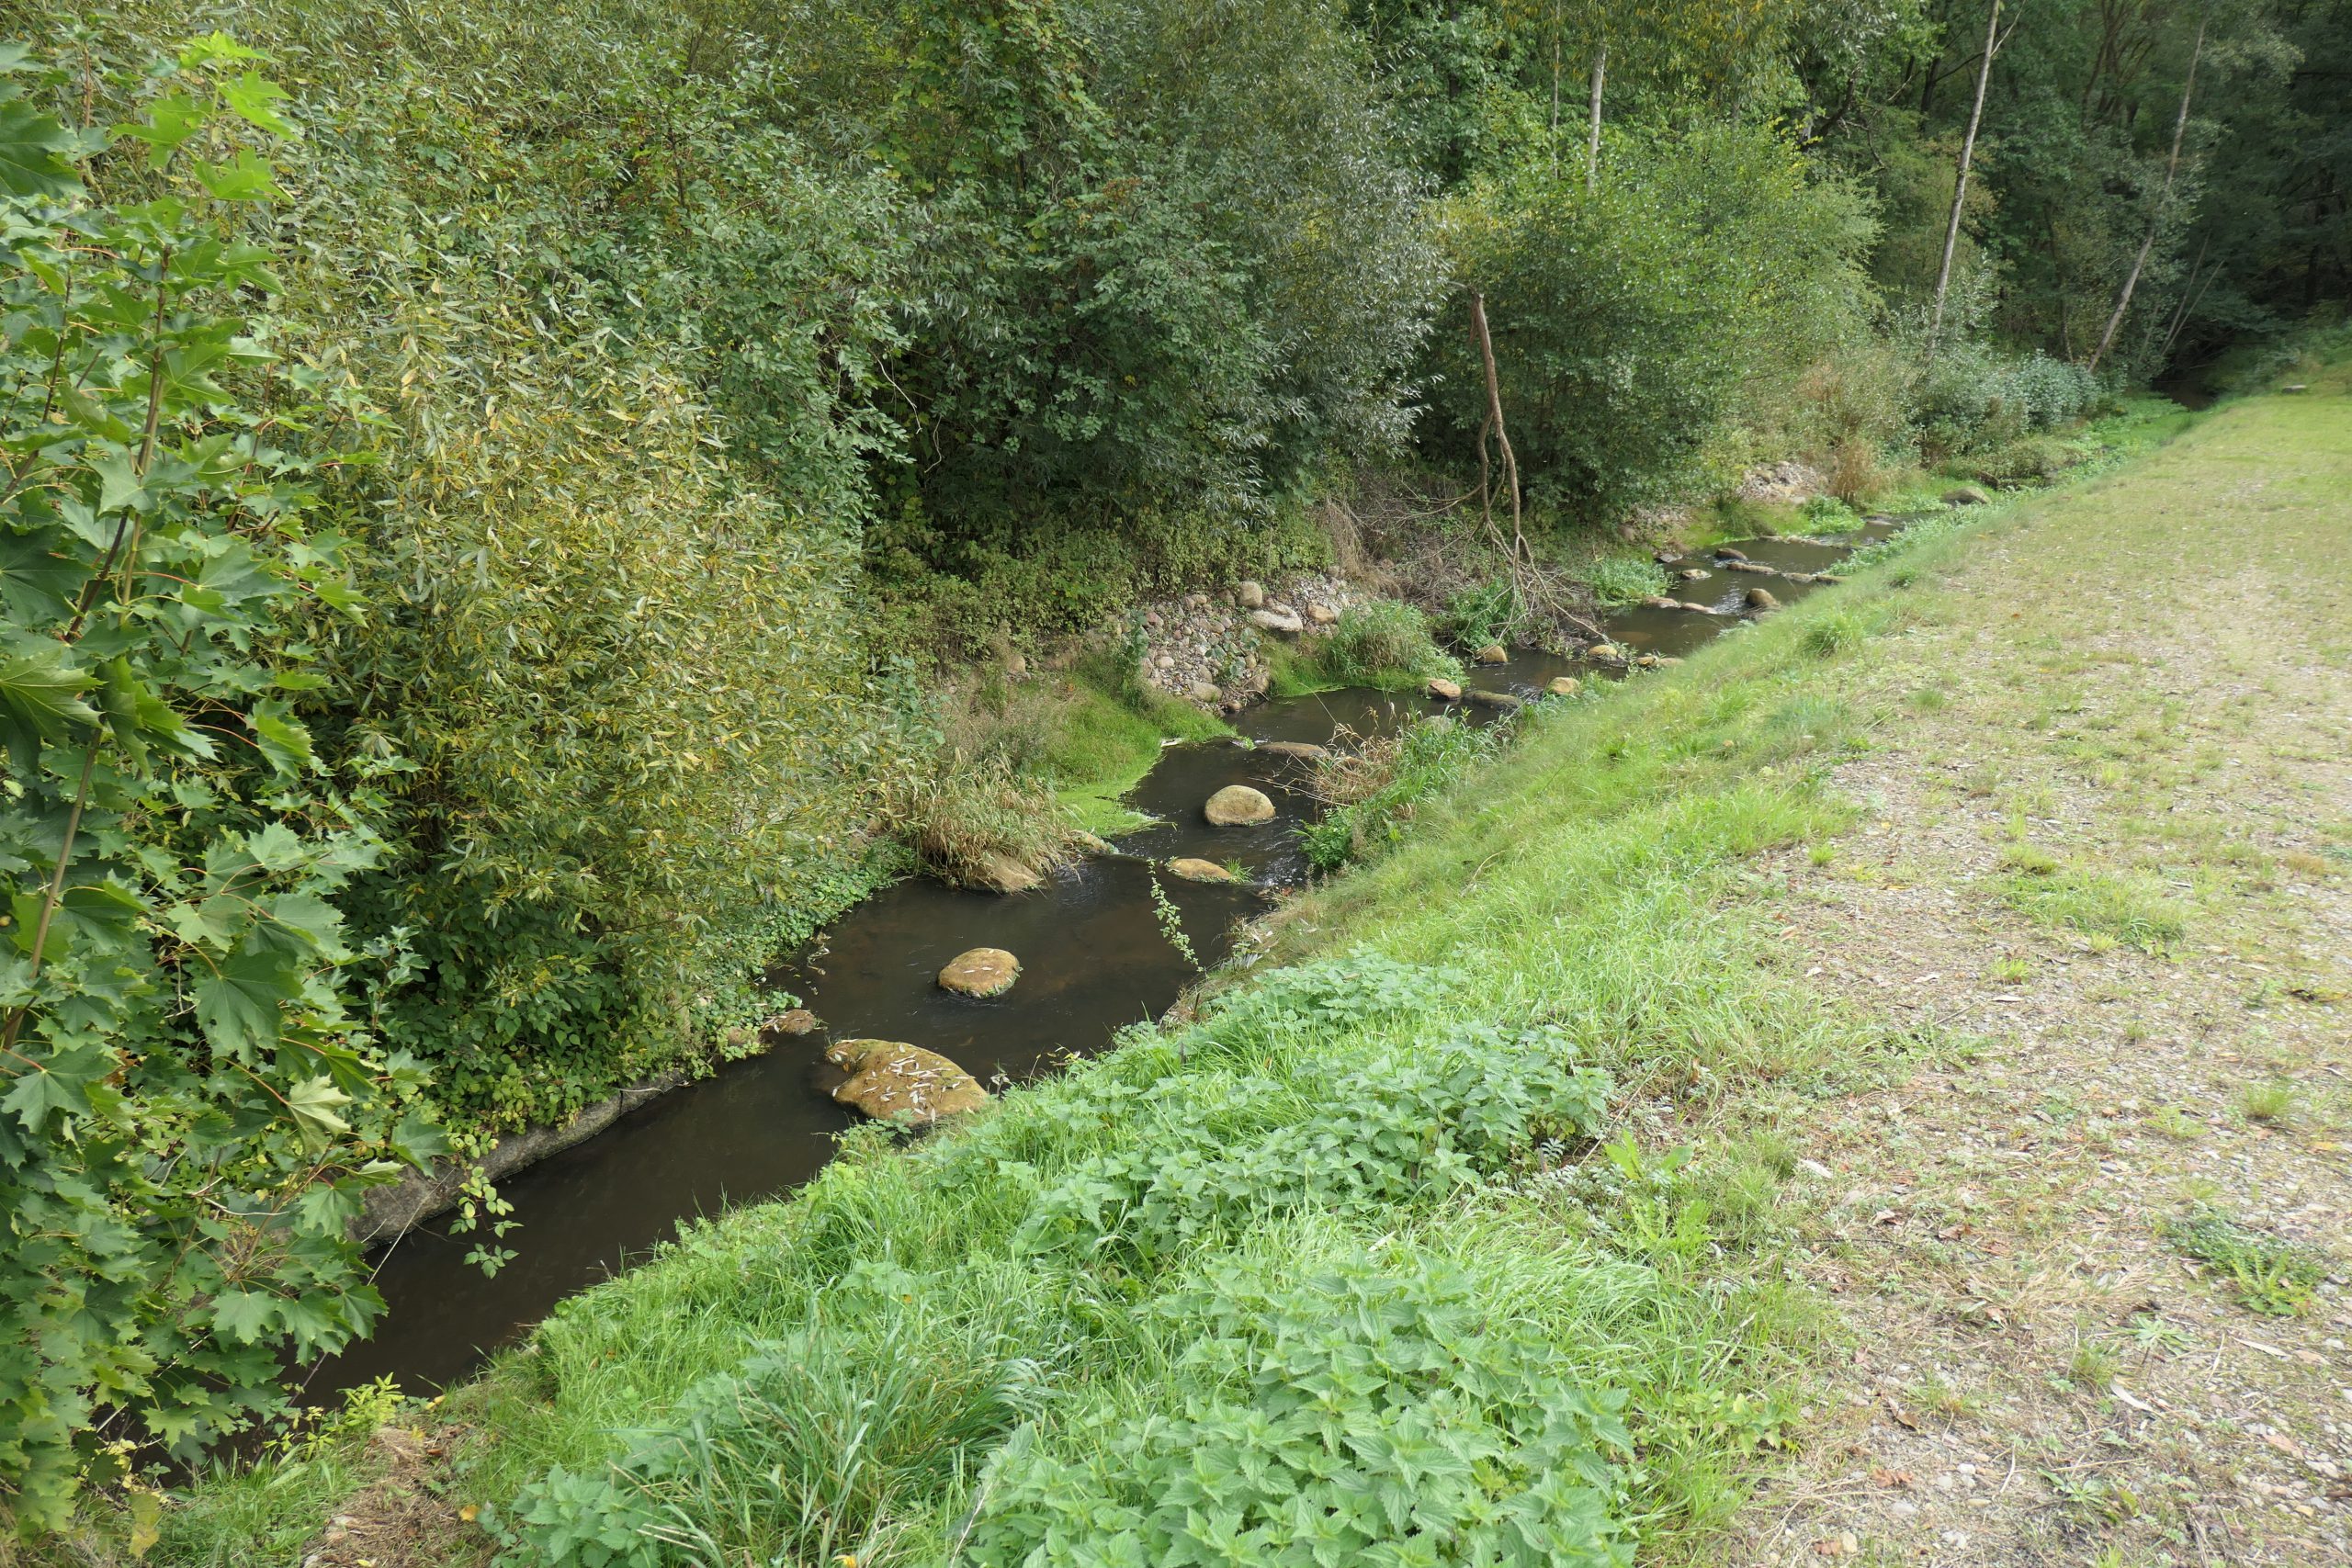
[1724,559,1777,574]
[1676,601,1720,615]
[938,947,1022,998]
[1676,568,1711,581]
[1585,641,1625,662]
[1427,677,1463,700]
[1715,547,1749,561]
[1166,856,1238,884]
[759,1009,820,1044]
[825,1040,990,1125]
[1473,644,1509,665]
[1255,739,1329,761]
[965,851,1044,894]
[1204,784,1276,826]
[1464,688,1521,710]
[1745,587,1781,610]
[1641,595,1680,609]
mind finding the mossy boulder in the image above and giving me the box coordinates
[1204,784,1276,826]
[824,1040,990,1125]
[938,947,1021,998]
[1166,857,1238,884]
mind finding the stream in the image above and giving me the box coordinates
[311,523,1899,1397]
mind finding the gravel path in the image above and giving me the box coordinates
[1721,395,2352,1564]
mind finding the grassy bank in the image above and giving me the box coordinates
[132,389,2247,1566]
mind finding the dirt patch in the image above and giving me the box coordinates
[296,1425,483,1568]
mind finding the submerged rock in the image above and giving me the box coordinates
[964,852,1044,894]
[759,1009,820,1043]
[1943,484,1991,505]
[1166,856,1238,884]
[1473,644,1509,664]
[1676,568,1711,581]
[938,947,1021,998]
[1676,601,1720,615]
[1746,587,1781,610]
[1427,677,1463,700]
[1547,675,1580,697]
[1464,688,1521,710]
[825,1040,989,1125]
[1641,594,1680,609]
[1715,547,1749,561]
[1724,559,1776,575]
[1256,739,1329,761]
[1249,608,1305,635]
[1204,784,1276,826]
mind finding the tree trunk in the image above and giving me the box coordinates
[1586,46,1606,195]
[2087,17,2204,374]
[1469,290,1525,570]
[1549,0,1563,166]
[1928,0,2002,362]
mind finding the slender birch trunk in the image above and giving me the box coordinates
[2088,17,2204,373]
[1586,46,1606,194]
[1928,0,2002,361]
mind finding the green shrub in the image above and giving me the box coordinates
[1311,601,1452,685]
[1586,556,1671,606]
[1972,434,2078,488]
[1303,715,1510,871]
[0,46,440,1527]
[1441,576,1525,649]
[973,1247,1636,1566]
[1433,121,1876,521]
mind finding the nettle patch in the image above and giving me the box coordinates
[1015,1024,1609,1267]
[970,1252,1638,1566]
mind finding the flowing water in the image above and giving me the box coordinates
[311,525,1897,1397]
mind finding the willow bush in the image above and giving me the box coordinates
[34,0,920,1127]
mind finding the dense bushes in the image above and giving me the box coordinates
[1432,123,1878,519]
[0,51,436,1528]
[1913,344,2109,460]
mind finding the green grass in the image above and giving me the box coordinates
[1265,602,1458,696]
[2161,1208,2330,1317]
[1998,866,2189,953]
[1584,554,1671,606]
[1037,661,1230,833]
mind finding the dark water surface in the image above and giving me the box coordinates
[314,525,1898,1396]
